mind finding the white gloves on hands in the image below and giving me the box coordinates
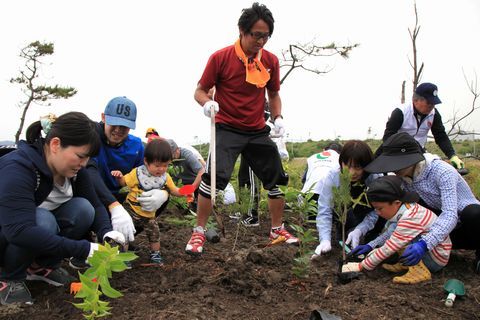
[103,230,126,246]
[311,240,332,259]
[137,189,169,212]
[341,262,362,273]
[203,101,219,118]
[346,228,362,249]
[110,205,136,242]
[88,242,100,258]
[273,117,285,138]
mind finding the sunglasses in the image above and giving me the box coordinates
[249,31,270,41]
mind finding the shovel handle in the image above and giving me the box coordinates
[445,292,456,307]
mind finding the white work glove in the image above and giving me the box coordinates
[103,230,126,246]
[273,117,285,138]
[341,262,362,273]
[110,205,136,242]
[137,189,169,212]
[88,242,100,258]
[311,240,332,259]
[345,228,362,249]
[203,101,219,118]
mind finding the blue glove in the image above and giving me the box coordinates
[400,240,427,266]
[351,244,372,256]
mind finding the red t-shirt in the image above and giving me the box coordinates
[198,44,280,130]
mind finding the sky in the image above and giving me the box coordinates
[0,0,479,145]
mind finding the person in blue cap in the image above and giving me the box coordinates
[86,97,171,263]
[380,82,464,169]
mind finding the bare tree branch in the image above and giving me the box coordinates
[279,41,359,85]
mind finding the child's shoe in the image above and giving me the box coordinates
[150,251,164,265]
[382,262,408,273]
[392,260,431,284]
[269,224,299,246]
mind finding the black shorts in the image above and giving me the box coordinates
[200,124,288,196]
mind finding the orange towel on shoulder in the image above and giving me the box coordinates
[234,39,270,88]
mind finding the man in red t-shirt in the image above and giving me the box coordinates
[186,3,299,255]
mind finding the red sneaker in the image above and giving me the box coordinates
[269,224,300,246]
[185,231,206,255]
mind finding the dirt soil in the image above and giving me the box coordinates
[1,208,479,320]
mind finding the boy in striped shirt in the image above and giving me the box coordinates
[342,175,451,284]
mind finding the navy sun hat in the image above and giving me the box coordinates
[365,132,425,173]
[104,96,137,129]
[415,82,442,105]
[367,175,419,203]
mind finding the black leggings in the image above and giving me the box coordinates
[450,204,480,253]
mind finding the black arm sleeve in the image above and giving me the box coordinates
[431,110,455,158]
[74,169,112,241]
[382,108,404,141]
[86,159,117,207]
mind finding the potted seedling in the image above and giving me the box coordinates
[332,169,359,284]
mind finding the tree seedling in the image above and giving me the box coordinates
[332,169,360,284]
[290,223,317,279]
[71,242,137,319]
[444,279,465,308]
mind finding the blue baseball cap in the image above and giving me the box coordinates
[104,96,137,129]
[415,82,441,105]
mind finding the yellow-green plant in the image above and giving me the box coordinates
[73,243,137,319]
[331,169,351,262]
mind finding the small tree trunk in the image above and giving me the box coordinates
[15,101,32,143]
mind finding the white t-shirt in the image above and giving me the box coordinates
[38,178,73,211]
[302,150,340,194]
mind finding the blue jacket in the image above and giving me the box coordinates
[88,122,144,205]
[0,140,111,260]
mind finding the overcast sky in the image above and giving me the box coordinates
[1,0,479,145]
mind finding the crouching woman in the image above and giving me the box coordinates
[0,112,124,305]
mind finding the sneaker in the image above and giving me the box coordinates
[0,281,33,305]
[69,257,90,270]
[185,229,206,256]
[242,215,260,227]
[150,251,164,265]
[26,267,76,287]
[269,224,300,246]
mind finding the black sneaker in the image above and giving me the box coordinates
[69,257,90,270]
[242,215,259,227]
[26,267,76,287]
[0,281,33,305]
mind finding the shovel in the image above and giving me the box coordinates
[179,184,195,203]
[210,105,225,237]
[444,278,465,307]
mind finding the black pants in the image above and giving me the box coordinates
[199,124,288,198]
[238,155,260,217]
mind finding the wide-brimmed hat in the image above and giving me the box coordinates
[367,175,419,203]
[365,132,425,173]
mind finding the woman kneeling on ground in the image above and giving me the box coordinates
[0,112,124,305]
